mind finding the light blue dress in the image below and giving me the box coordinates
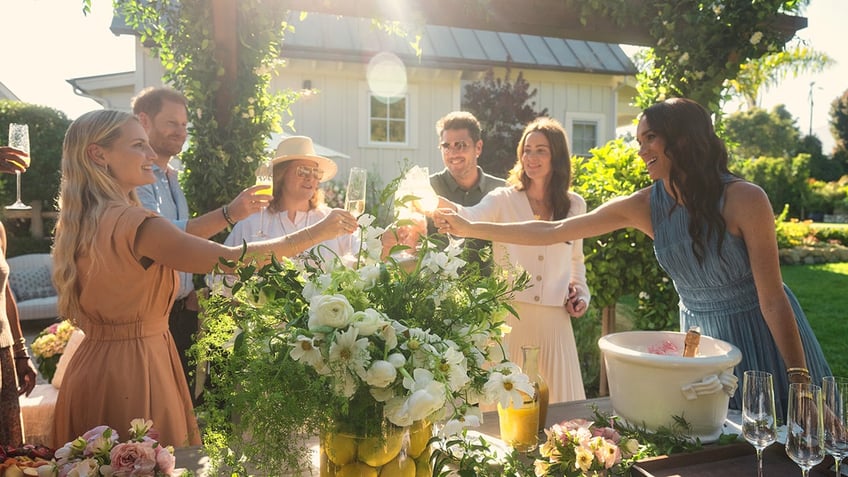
[650,178,831,420]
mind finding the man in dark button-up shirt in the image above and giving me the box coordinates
[429,111,505,271]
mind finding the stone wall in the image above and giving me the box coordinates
[779,244,848,265]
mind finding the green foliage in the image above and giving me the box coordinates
[830,88,848,157]
[774,205,812,248]
[569,0,809,113]
[0,100,71,211]
[730,153,811,217]
[571,139,678,331]
[431,406,704,476]
[800,135,845,182]
[462,68,548,178]
[117,1,297,221]
[724,105,801,159]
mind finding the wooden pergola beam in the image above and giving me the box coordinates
[278,0,807,47]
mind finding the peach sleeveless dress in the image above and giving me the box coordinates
[53,205,200,448]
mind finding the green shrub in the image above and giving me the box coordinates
[0,100,71,212]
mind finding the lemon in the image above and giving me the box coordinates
[414,454,432,477]
[358,429,404,467]
[319,450,337,477]
[378,454,415,477]
[323,432,358,466]
[336,462,378,477]
[407,420,432,458]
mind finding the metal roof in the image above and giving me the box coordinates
[111,12,636,75]
[281,13,636,75]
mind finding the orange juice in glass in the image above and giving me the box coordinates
[497,391,540,452]
[254,161,273,237]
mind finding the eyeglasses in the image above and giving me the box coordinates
[296,165,324,180]
[438,140,471,153]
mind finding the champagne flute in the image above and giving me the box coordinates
[254,161,273,238]
[344,167,367,254]
[786,382,825,477]
[344,167,367,216]
[6,123,31,210]
[742,370,778,477]
[823,376,848,477]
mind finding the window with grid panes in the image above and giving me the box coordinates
[369,94,407,144]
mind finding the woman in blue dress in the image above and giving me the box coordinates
[434,97,831,419]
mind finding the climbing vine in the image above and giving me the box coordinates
[568,0,810,113]
[112,0,299,218]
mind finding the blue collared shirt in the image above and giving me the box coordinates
[136,163,194,300]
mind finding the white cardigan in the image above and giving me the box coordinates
[457,186,590,307]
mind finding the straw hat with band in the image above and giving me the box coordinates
[268,136,338,183]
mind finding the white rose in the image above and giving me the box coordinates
[352,308,385,335]
[307,294,354,330]
[387,352,406,368]
[365,360,397,388]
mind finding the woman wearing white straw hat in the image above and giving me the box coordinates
[208,136,359,291]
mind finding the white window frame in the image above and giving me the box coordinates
[359,82,418,148]
[565,113,605,157]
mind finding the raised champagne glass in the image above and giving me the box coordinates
[254,161,273,238]
[6,123,31,210]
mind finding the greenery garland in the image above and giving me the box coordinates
[567,0,809,113]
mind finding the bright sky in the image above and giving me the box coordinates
[1,0,845,152]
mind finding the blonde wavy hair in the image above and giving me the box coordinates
[53,110,142,323]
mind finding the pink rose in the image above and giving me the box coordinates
[592,426,621,442]
[109,442,156,476]
[153,445,176,475]
[82,425,116,442]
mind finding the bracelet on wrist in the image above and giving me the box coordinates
[787,367,810,375]
[222,204,236,227]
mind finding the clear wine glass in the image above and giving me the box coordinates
[823,376,848,477]
[786,382,825,477]
[254,161,273,238]
[6,123,31,210]
[344,167,367,216]
[742,370,778,477]
[344,167,367,253]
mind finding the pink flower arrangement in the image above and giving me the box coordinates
[41,419,183,477]
[533,418,642,477]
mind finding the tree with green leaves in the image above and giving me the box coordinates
[569,0,810,113]
[830,89,848,170]
[462,68,547,178]
[724,105,802,159]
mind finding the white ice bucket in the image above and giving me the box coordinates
[598,331,742,442]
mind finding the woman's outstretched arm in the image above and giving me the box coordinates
[434,188,653,245]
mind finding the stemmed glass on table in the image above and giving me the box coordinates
[6,123,31,210]
[823,376,848,477]
[254,161,273,238]
[786,382,825,477]
[742,370,778,477]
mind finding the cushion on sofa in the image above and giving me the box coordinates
[8,265,56,302]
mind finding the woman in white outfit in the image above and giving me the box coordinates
[208,136,359,293]
[439,117,591,403]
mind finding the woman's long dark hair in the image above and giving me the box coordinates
[506,117,572,220]
[642,97,734,263]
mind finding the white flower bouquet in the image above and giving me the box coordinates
[197,210,530,475]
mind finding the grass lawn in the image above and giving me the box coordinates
[781,261,848,378]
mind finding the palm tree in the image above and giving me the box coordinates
[728,45,833,109]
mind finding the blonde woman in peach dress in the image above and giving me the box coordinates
[51,110,357,448]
